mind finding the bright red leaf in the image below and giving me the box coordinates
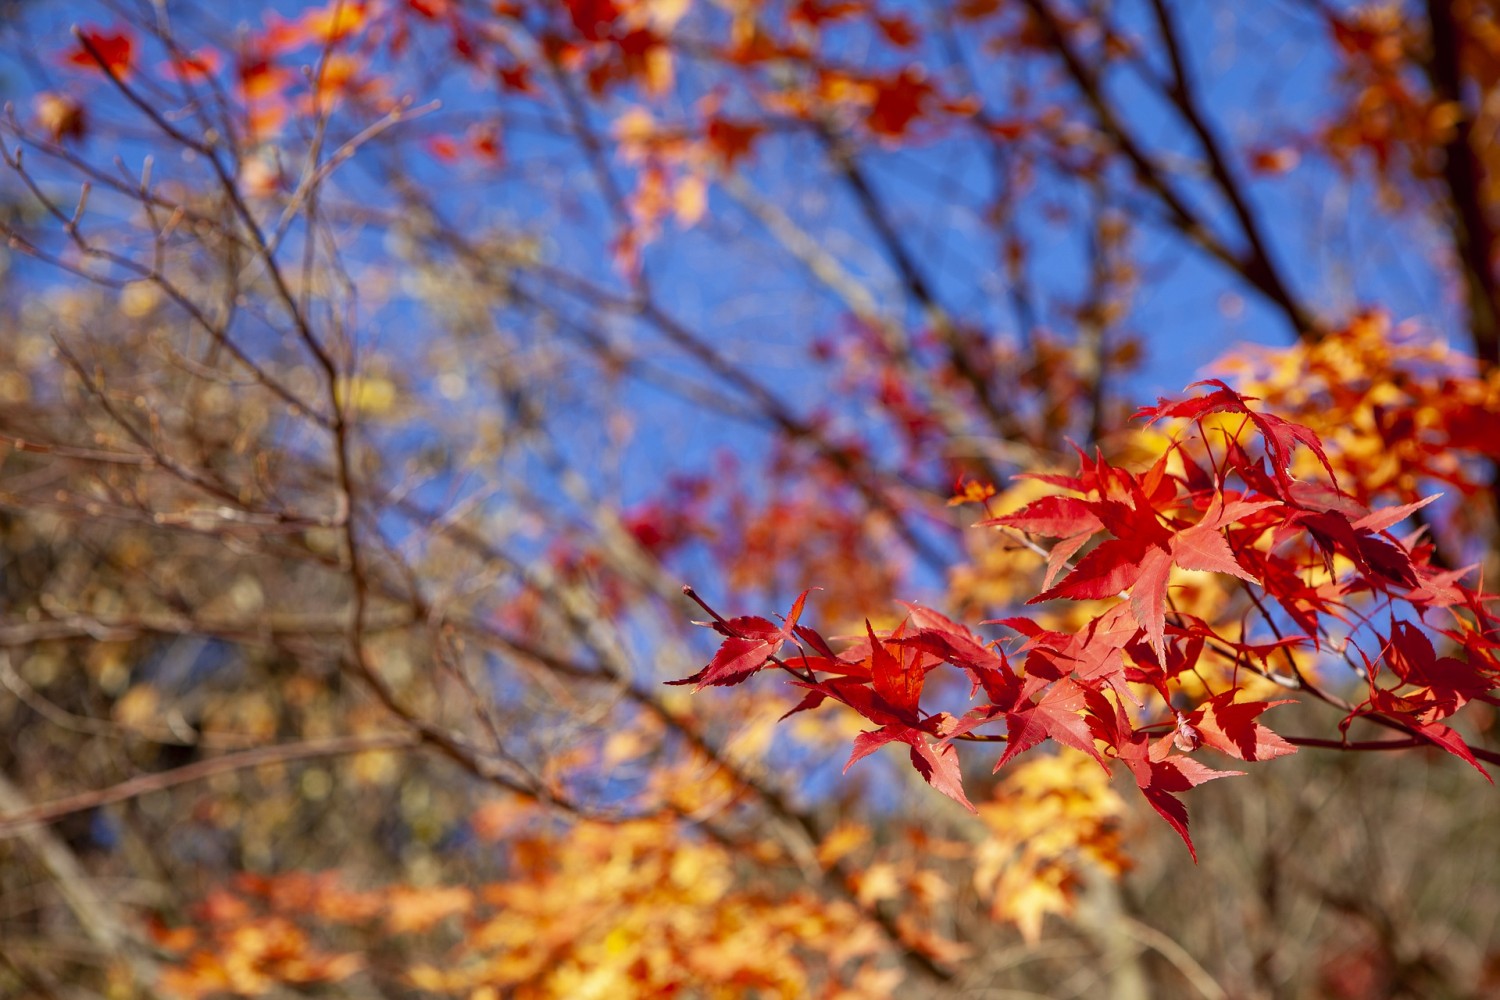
[67,27,134,77]
[1186,690,1298,762]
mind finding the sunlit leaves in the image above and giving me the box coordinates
[1183,690,1297,763]
[680,381,1500,862]
[974,752,1128,944]
[155,818,891,998]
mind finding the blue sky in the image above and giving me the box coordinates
[0,0,1460,613]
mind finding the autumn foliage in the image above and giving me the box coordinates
[680,379,1499,860]
[2,0,1500,997]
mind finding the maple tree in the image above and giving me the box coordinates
[1,1,1500,998]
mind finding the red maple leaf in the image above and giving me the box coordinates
[1349,686,1493,781]
[844,723,975,812]
[706,116,762,169]
[983,495,1102,538]
[1134,379,1335,489]
[1184,690,1297,762]
[498,63,536,95]
[867,68,932,138]
[1405,719,1493,781]
[908,738,974,811]
[1088,690,1242,860]
[868,620,922,718]
[1352,493,1441,534]
[1128,751,1241,862]
[792,0,862,28]
[1172,495,1275,581]
[672,589,815,690]
[1029,483,1273,661]
[67,27,135,78]
[407,0,452,18]
[994,677,1105,770]
[1004,604,1144,711]
[895,603,1018,703]
[877,15,919,47]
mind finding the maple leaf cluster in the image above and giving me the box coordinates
[1221,311,1500,513]
[678,381,1500,859]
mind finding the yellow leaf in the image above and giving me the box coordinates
[384,885,473,935]
[673,173,707,226]
[816,821,869,868]
[853,862,900,905]
[645,45,673,95]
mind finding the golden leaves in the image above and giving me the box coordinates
[152,813,892,998]
[974,751,1129,944]
[1219,311,1498,502]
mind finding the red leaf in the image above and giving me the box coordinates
[1249,409,1337,487]
[1373,618,1497,721]
[673,594,818,689]
[1129,547,1174,662]
[718,614,783,642]
[793,624,838,660]
[426,135,461,162]
[706,116,762,169]
[683,635,779,690]
[778,686,829,721]
[1352,493,1442,534]
[909,740,975,811]
[1133,755,1240,862]
[937,705,1005,745]
[1133,379,1255,425]
[566,0,620,40]
[792,0,861,27]
[1170,494,1275,582]
[1067,605,1145,698]
[1135,379,1336,488]
[984,495,1102,538]
[995,678,1105,770]
[790,676,907,728]
[1409,721,1493,782]
[719,589,816,645]
[876,14,919,47]
[1087,690,1242,860]
[897,604,1018,703]
[68,27,134,77]
[844,724,918,771]
[844,724,976,812]
[1038,535,1086,593]
[1171,521,1253,580]
[1358,535,1418,587]
[1031,535,1143,602]
[1187,690,1297,762]
[867,67,932,138]
[868,621,921,718]
[1036,489,1279,662]
[498,63,536,94]
[784,587,816,631]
